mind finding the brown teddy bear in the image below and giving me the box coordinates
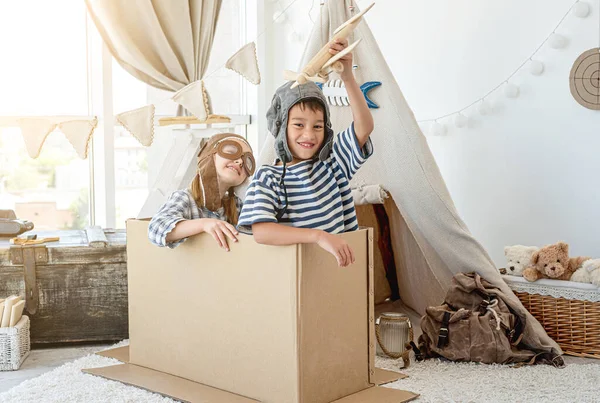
[522,242,590,282]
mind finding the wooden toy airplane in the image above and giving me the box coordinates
[284,3,375,89]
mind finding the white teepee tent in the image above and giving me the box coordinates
[256,0,561,356]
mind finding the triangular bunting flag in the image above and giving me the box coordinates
[58,118,98,159]
[116,105,155,147]
[226,42,261,85]
[171,80,210,120]
[18,118,57,158]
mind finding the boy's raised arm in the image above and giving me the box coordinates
[330,39,374,147]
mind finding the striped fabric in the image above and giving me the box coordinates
[238,123,373,233]
[148,189,243,248]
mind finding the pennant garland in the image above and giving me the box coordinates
[116,104,155,146]
[58,117,98,159]
[17,117,99,159]
[18,118,57,159]
[171,80,210,121]
[226,42,261,85]
[12,40,263,158]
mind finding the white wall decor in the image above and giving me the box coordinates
[529,60,545,75]
[569,47,600,110]
[573,1,591,17]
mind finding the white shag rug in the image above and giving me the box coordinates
[1,341,600,403]
[0,341,176,403]
[378,356,600,403]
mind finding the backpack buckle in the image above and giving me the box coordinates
[437,311,451,348]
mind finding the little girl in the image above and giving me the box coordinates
[148,133,255,251]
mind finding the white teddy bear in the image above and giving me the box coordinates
[503,245,538,276]
[583,259,600,286]
[570,259,600,285]
[589,259,600,287]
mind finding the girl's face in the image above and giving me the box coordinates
[213,139,253,187]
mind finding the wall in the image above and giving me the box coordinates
[262,0,600,265]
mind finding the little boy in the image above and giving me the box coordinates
[238,39,374,267]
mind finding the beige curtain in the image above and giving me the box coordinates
[85,0,222,92]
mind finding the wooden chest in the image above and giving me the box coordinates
[0,229,128,345]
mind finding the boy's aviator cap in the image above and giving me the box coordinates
[266,81,334,163]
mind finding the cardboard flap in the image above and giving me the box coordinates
[373,368,407,385]
[331,386,418,403]
[82,363,258,403]
[97,346,129,362]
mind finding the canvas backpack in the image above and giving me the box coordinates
[408,272,564,366]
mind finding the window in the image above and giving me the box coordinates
[0,1,92,229]
[0,0,251,230]
[112,60,150,227]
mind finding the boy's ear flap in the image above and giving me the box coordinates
[318,139,333,161]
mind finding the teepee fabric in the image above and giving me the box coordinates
[116,105,155,147]
[171,80,209,121]
[58,118,98,159]
[18,118,57,158]
[226,42,261,85]
[256,0,561,355]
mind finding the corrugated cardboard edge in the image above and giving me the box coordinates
[374,368,407,385]
[296,243,303,403]
[83,364,259,403]
[368,227,376,384]
[97,345,129,362]
[331,385,419,403]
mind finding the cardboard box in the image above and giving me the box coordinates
[84,220,417,403]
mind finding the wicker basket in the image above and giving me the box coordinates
[0,315,31,370]
[503,275,600,359]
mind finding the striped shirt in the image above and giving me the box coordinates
[238,123,373,233]
[148,189,243,248]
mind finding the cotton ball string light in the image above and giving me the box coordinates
[477,100,492,116]
[273,10,287,23]
[430,121,447,136]
[572,2,591,18]
[529,60,545,76]
[454,113,468,128]
[504,83,520,98]
[548,33,567,49]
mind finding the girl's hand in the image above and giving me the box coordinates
[201,218,239,251]
[316,231,355,267]
[329,38,353,81]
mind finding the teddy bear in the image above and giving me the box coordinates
[503,245,538,276]
[522,242,590,282]
[570,265,592,283]
[570,259,600,284]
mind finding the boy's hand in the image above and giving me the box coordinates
[201,218,239,251]
[329,38,353,81]
[316,231,355,267]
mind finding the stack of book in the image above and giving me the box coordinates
[0,295,25,328]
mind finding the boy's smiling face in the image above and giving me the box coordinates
[286,102,325,164]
